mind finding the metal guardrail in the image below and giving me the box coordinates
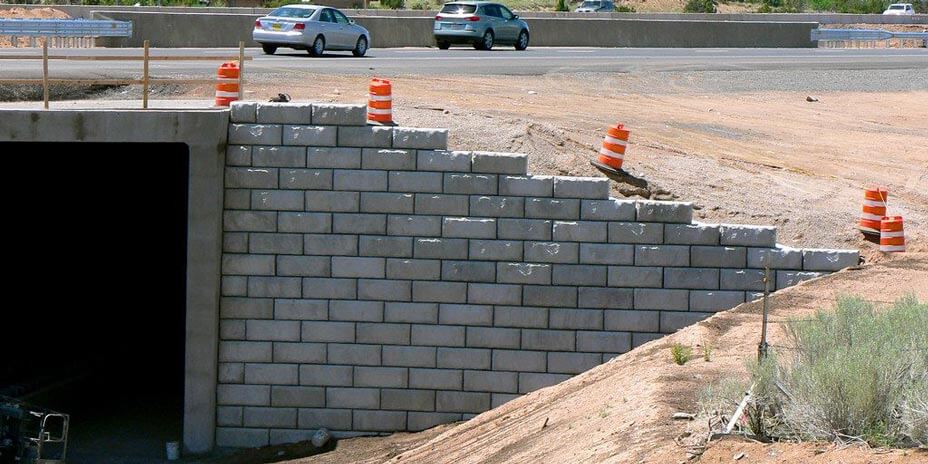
[811,28,928,41]
[0,19,132,38]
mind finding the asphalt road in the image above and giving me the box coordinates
[1,47,927,79]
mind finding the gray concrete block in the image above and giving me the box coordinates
[522,329,575,351]
[244,363,298,385]
[415,194,469,216]
[518,373,571,394]
[664,223,720,245]
[444,173,498,195]
[358,279,412,302]
[327,387,380,409]
[414,238,469,259]
[389,171,443,193]
[635,201,693,223]
[578,287,634,309]
[470,195,524,218]
[492,394,520,409]
[523,285,577,307]
[357,323,411,345]
[246,320,300,342]
[635,245,690,267]
[230,101,257,123]
[498,219,552,241]
[283,125,337,147]
[299,365,353,387]
[358,192,415,214]
[302,278,357,300]
[301,321,355,343]
[436,391,490,413]
[275,299,328,320]
[471,152,528,175]
[383,346,436,368]
[298,408,352,430]
[553,221,608,242]
[257,102,312,124]
[466,326,521,349]
[604,310,659,332]
[249,233,303,255]
[223,254,275,276]
[354,366,408,388]
[553,264,607,286]
[217,406,243,426]
[580,198,636,221]
[547,352,603,374]
[333,169,388,192]
[579,243,635,265]
[690,290,745,312]
[437,347,491,370]
[329,300,384,321]
[467,283,522,305]
[333,213,386,234]
[253,146,306,168]
[408,412,463,432]
[382,389,435,411]
[229,124,282,145]
[802,249,858,271]
[216,428,269,448]
[499,175,554,197]
[278,212,331,233]
[361,148,416,171]
[304,234,357,256]
[632,332,664,348]
[222,276,248,297]
[224,233,249,254]
[664,267,719,289]
[494,306,548,328]
[244,407,297,428]
[417,150,472,172]
[269,430,313,446]
[497,262,551,285]
[691,246,746,268]
[224,189,251,210]
[608,222,663,244]
[226,167,278,189]
[439,304,493,326]
[660,311,711,333]
[412,281,468,303]
[470,240,523,261]
[327,343,381,366]
[385,302,438,324]
[634,289,690,310]
[553,176,609,199]
[409,368,460,389]
[720,225,777,247]
[492,349,546,372]
[248,276,302,298]
[220,320,246,340]
[359,235,413,258]
[221,297,273,319]
[525,198,581,220]
[576,331,631,353]
[443,217,497,239]
[220,341,272,362]
[777,270,826,290]
[271,386,325,407]
[305,191,360,213]
[312,103,366,126]
[747,246,802,270]
[307,147,361,169]
[464,370,518,393]
[394,127,449,150]
[442,260,496,282]
[218,384,270,406]
[386,258,440,280]
[524,241,579,264]
[331,256,386,278]
[412,324,465,347]
[549,308,603,330]
[338,126,393,148]
[720,269,773,291]
[388,215,442,237]
[280,168,332,190]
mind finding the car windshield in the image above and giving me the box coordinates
[269,7,316,18]
[888,4,904,8]
[580,1,602,6]
[440,3,478,13]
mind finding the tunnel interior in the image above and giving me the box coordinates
[0,142,190,463]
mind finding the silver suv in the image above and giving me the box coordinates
[434,2,530,50]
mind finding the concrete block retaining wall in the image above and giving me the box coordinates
[216,101,858,447]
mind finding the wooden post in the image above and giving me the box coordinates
[237,41,245,101]
[143,40,150,109]
[42,41,49,110]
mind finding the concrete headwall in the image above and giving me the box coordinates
[215,101,859,446]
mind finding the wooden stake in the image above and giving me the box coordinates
[43,41,49,110]
[237,40,245,101]
[143,40,150,109]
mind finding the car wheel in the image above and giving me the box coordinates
[437,40,450,50]
[474,30,494,50]
[261,44,277,55]
[352,36,368,57]
[515,30,529,50]
[308,35,325,57]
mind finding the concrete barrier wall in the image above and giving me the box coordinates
[92,11,817,48]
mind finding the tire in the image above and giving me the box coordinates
[515,30,529,50]
[352,36,368,57]
[308,35,325,57]
[261,44,277,55]
[474,30,494,50]
[437,40,450,50]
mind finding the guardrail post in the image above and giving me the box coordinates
[42,41,49,110]
[238,41,245,101]
[143,40,150,109]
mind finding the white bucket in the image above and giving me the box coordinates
[165,441,180,461]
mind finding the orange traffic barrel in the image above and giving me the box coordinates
[880,216,906,252]
[597,123,629,171]
[215,61,240,107]
[368,78,392,124]
[859,186,888,235]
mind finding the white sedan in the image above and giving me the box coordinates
[882,3,915,14]
[253,4,371,57]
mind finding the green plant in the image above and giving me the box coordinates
[702,342,713,362]
[683,0,717,12]
[555,0,569,11]
[615,4,636,10]
[671,343,693,365]
[381,0,405,9]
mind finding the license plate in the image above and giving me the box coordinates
[272,23,281,30]
[444,23,465,30]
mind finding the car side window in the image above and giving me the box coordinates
[319,9,335,23]
[499,5,514,19]
[483,5,501,17]
[333,10,351,24]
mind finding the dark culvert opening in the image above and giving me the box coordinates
[0,143,190,464]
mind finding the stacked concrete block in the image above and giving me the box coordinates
[218,101,859,446]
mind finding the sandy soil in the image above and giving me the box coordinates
[0,7,71,47]
[286,252,928,464]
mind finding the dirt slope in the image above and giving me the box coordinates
[296,252,928,464]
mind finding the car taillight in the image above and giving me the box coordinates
[466,15,481,21]
[254,19,262,28]
[294,23,305,30]
[435,14,444,19]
